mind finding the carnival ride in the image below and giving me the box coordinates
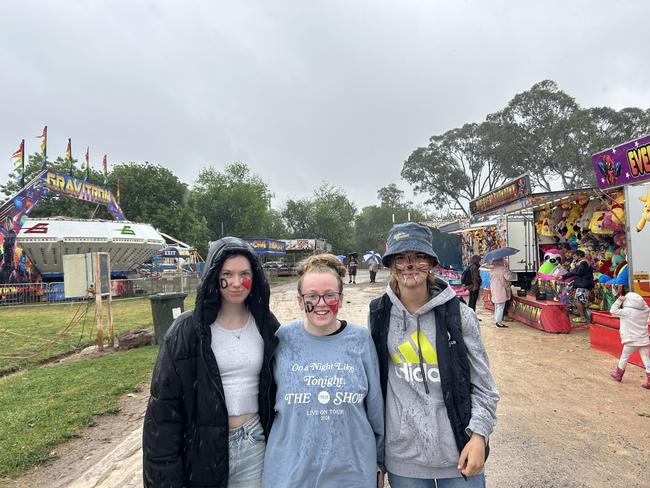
[0,169,165,284]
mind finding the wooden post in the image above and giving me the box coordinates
[94,253,104,351]
[106,253,114,348]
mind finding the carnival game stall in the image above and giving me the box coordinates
[587,134,650,367]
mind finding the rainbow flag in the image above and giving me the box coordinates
[11,140,25,187]
[102,154,108,185]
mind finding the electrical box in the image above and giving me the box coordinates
[63,252,111,298]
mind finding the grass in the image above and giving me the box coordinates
[0,294,195,374]
[0,345,159,478]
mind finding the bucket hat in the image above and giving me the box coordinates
[382,222,438,267]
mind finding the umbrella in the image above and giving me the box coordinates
[481,247,519,264]
[363,251,382,264]
[336,255,346,262]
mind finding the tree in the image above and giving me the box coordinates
[192,162,274,241]
[377,184,404,208]
[311,183,357,253]
[354,185,427,252]
[281,183,357,253]
[401,121,517,217]
[109,162,211,253]
[487,80,580,191]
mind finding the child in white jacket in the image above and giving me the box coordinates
[609,292,650,389]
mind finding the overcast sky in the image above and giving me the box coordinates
[2,0,649,212]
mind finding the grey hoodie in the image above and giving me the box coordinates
[384,280,499,479]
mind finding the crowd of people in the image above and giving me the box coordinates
[141,222,649,487]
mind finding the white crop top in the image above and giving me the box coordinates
[210,314,264,416]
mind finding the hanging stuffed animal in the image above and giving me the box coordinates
[637,188,650,232]
[564,202,583,241]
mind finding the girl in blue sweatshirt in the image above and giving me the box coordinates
[263,254,384,488]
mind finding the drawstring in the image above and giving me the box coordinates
[402,310,407,332]
[416,314,430,395]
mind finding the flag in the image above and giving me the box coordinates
[84,146,90,181]
[117,177,121,204]
[36,125,47,169]
[102,154,108,185]
[11,140,25,187]
[66,138,73,176]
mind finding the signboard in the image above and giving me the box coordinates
[243,238,286,256]
[469,175,531,216]
[282,238,331,252]
[592,133,650,190]
[625,183,650,296]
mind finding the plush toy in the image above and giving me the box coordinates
[607,263,628,285]
[637,188,650,232]
[564,202,583,241]
[579,199,601,234]
[538,248,567,279]
[610,248,627,277]
[590,211,614,235]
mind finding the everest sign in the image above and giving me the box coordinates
[592,134,650,189]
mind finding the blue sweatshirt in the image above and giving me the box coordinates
[262,320,384,488]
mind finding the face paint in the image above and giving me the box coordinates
[304,301,316,313]
[326,299,339,315]
[242,276,253,290]
[413,274,419,285]
[220,278,229,289]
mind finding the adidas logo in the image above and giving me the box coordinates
[392,331,440,384]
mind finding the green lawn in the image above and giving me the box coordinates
[0,294,195,375]
[0,345,159,478]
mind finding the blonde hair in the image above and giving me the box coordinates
[297,254,347,293]
[388,260,436,299]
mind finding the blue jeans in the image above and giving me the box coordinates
[388,471,486,488]
[228,414,265,488]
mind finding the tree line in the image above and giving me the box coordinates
[1,155,421,257]
[3,80,649,257]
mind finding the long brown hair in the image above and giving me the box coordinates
[296,254,347,293]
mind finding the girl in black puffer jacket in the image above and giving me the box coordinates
[143,237,279,488]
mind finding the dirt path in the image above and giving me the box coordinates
[3,270,650,488]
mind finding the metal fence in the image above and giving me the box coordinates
[0,274,203,307]
[0,271,292,307]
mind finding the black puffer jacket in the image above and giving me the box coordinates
[142,238,280,488]
[563,260,594,290]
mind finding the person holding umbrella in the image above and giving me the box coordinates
[487,257,513,328]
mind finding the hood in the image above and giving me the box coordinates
[192,237,270,329]
[624,292,649,311]
[385,276,456,316]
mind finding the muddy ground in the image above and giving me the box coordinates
[3,269,649,488]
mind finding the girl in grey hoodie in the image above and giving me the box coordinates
[369,222,499,488]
